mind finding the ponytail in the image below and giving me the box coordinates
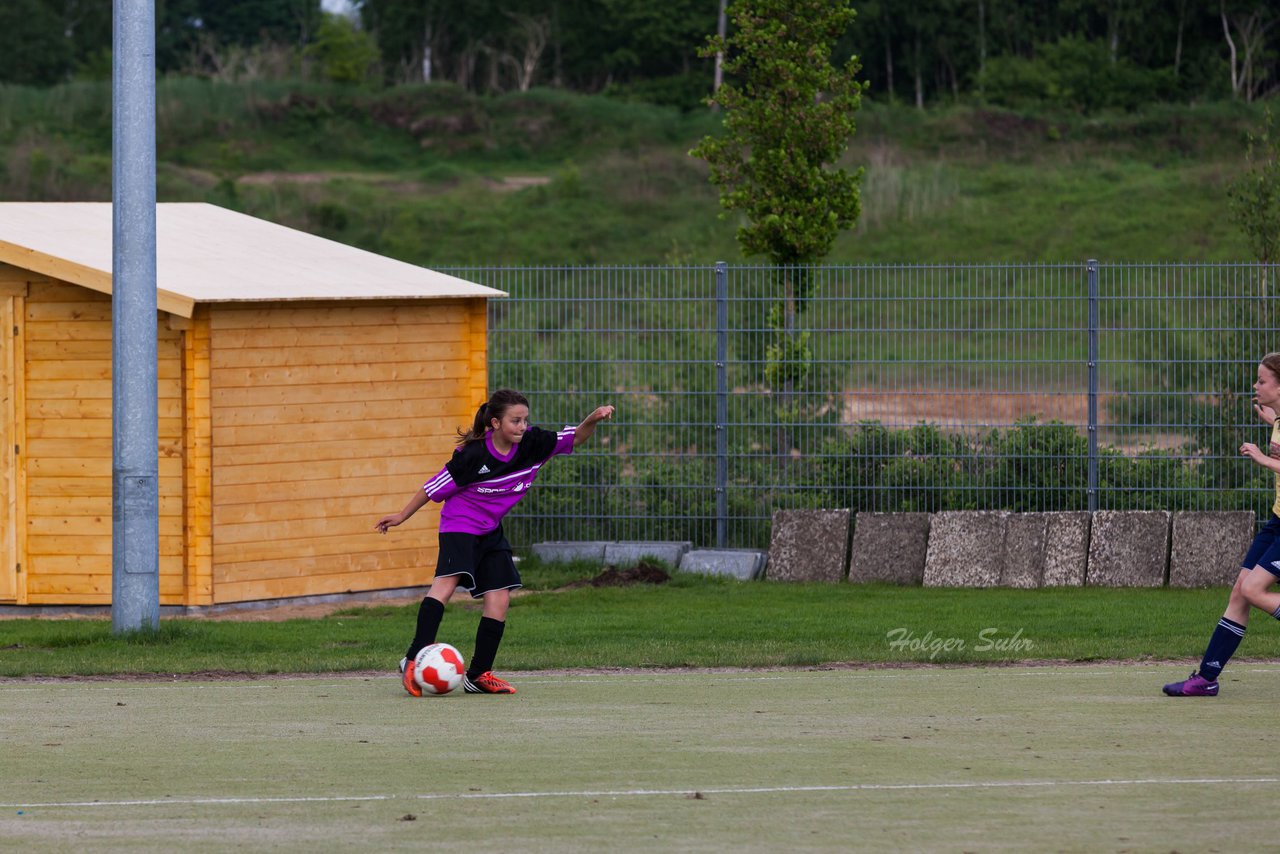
[457,389,529,446]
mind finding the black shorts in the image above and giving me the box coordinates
[1242,513,1280,578]
[435,527,523,599]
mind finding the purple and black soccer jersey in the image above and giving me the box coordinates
[422,425,576,534]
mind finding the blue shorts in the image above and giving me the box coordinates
[1241,514,1280,577]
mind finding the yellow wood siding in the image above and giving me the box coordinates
[467,300,488,412]
[183,309,213,606]
[208,300,480,603]
[22,281,185,605]
[0,295,18,602]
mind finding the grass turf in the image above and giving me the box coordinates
[1,562,1275,677]
[3,665,1279,851]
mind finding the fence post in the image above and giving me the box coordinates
[715,262,729,548]
[1087,259,1099,513]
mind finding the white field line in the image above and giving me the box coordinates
[6,777,1280,811]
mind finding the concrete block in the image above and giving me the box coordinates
[679,549,768,580]
[1086,510,1170,587]
[767,509,851,582]
[1000,513,1047,589]
[1000,512,1091,588]
[1040,512,1092,587]
[531,541,611,563]
[848,512,931,585]
[1169,511,1256,587]
[603,541,691,567]
[924,511,1010,587]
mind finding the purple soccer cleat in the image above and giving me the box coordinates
[1162,671,1219,697]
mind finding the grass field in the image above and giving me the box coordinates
[6,571,1280,676]
[3,664,1277,851]
[0,80,1265,264]
[6,571,1280,849]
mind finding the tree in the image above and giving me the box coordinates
[156,0,323,74]
[305,12,379,83]
[1219,0,1277,102]
[196,0,322,47]
[692,0,865,266]
[691,0,865,454]
[498,12,550,92]
[0,0,73,85]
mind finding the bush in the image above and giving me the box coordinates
[604,71,714,112]
[305,15,379,85]
[982,37,1172,114]
[983,420,1089,511]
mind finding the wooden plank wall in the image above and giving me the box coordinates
[180,309,213,606]
[208,299,483,603]
[22,281,186,604]
[0,293,17,602]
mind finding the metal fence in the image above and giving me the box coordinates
[446,262,1279,550]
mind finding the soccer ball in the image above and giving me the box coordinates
[413,643,465,695]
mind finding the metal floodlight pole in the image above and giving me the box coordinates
[714,262,728,548]
[111,0,160,633]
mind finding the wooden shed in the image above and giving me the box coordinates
[0,202,503,608]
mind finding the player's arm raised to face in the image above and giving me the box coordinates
[573,404,615,446]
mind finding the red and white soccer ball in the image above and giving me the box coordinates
[413,642,465,695]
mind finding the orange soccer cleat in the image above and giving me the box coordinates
[463,671,516,695]
[401,656,423,698]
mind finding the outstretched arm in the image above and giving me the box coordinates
[573,404,615,447]
[375,489,430,533]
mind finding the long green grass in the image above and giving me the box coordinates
[0,560,1271,677]
[0,79,1264,263]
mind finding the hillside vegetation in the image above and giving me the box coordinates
[0,78,1264,264]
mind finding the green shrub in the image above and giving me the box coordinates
[604,71,714,112]
[982,37,1172,114]
[305,15,379,85]
[507,419,1268,548]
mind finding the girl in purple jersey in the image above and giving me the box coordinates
[376,389,614,696]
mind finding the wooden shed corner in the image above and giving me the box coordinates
[0,202,504,608]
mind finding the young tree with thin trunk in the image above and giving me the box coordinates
[691,0,865,455]
[713,0,728,97]
[1221,0,1277,102]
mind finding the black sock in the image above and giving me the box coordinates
[468,617,506,678]
[1198,617,1245,681]
[406,597,445,661]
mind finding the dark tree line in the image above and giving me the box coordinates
[342,0,720,103]
[1,0,1275,110]
[846,0,1278,108]
[0,0,325,85]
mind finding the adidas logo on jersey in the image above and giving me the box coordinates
[478,465,490,474]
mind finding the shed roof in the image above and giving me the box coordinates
[0,202,503,317]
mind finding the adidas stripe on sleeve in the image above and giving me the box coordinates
[423,467,459,502]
